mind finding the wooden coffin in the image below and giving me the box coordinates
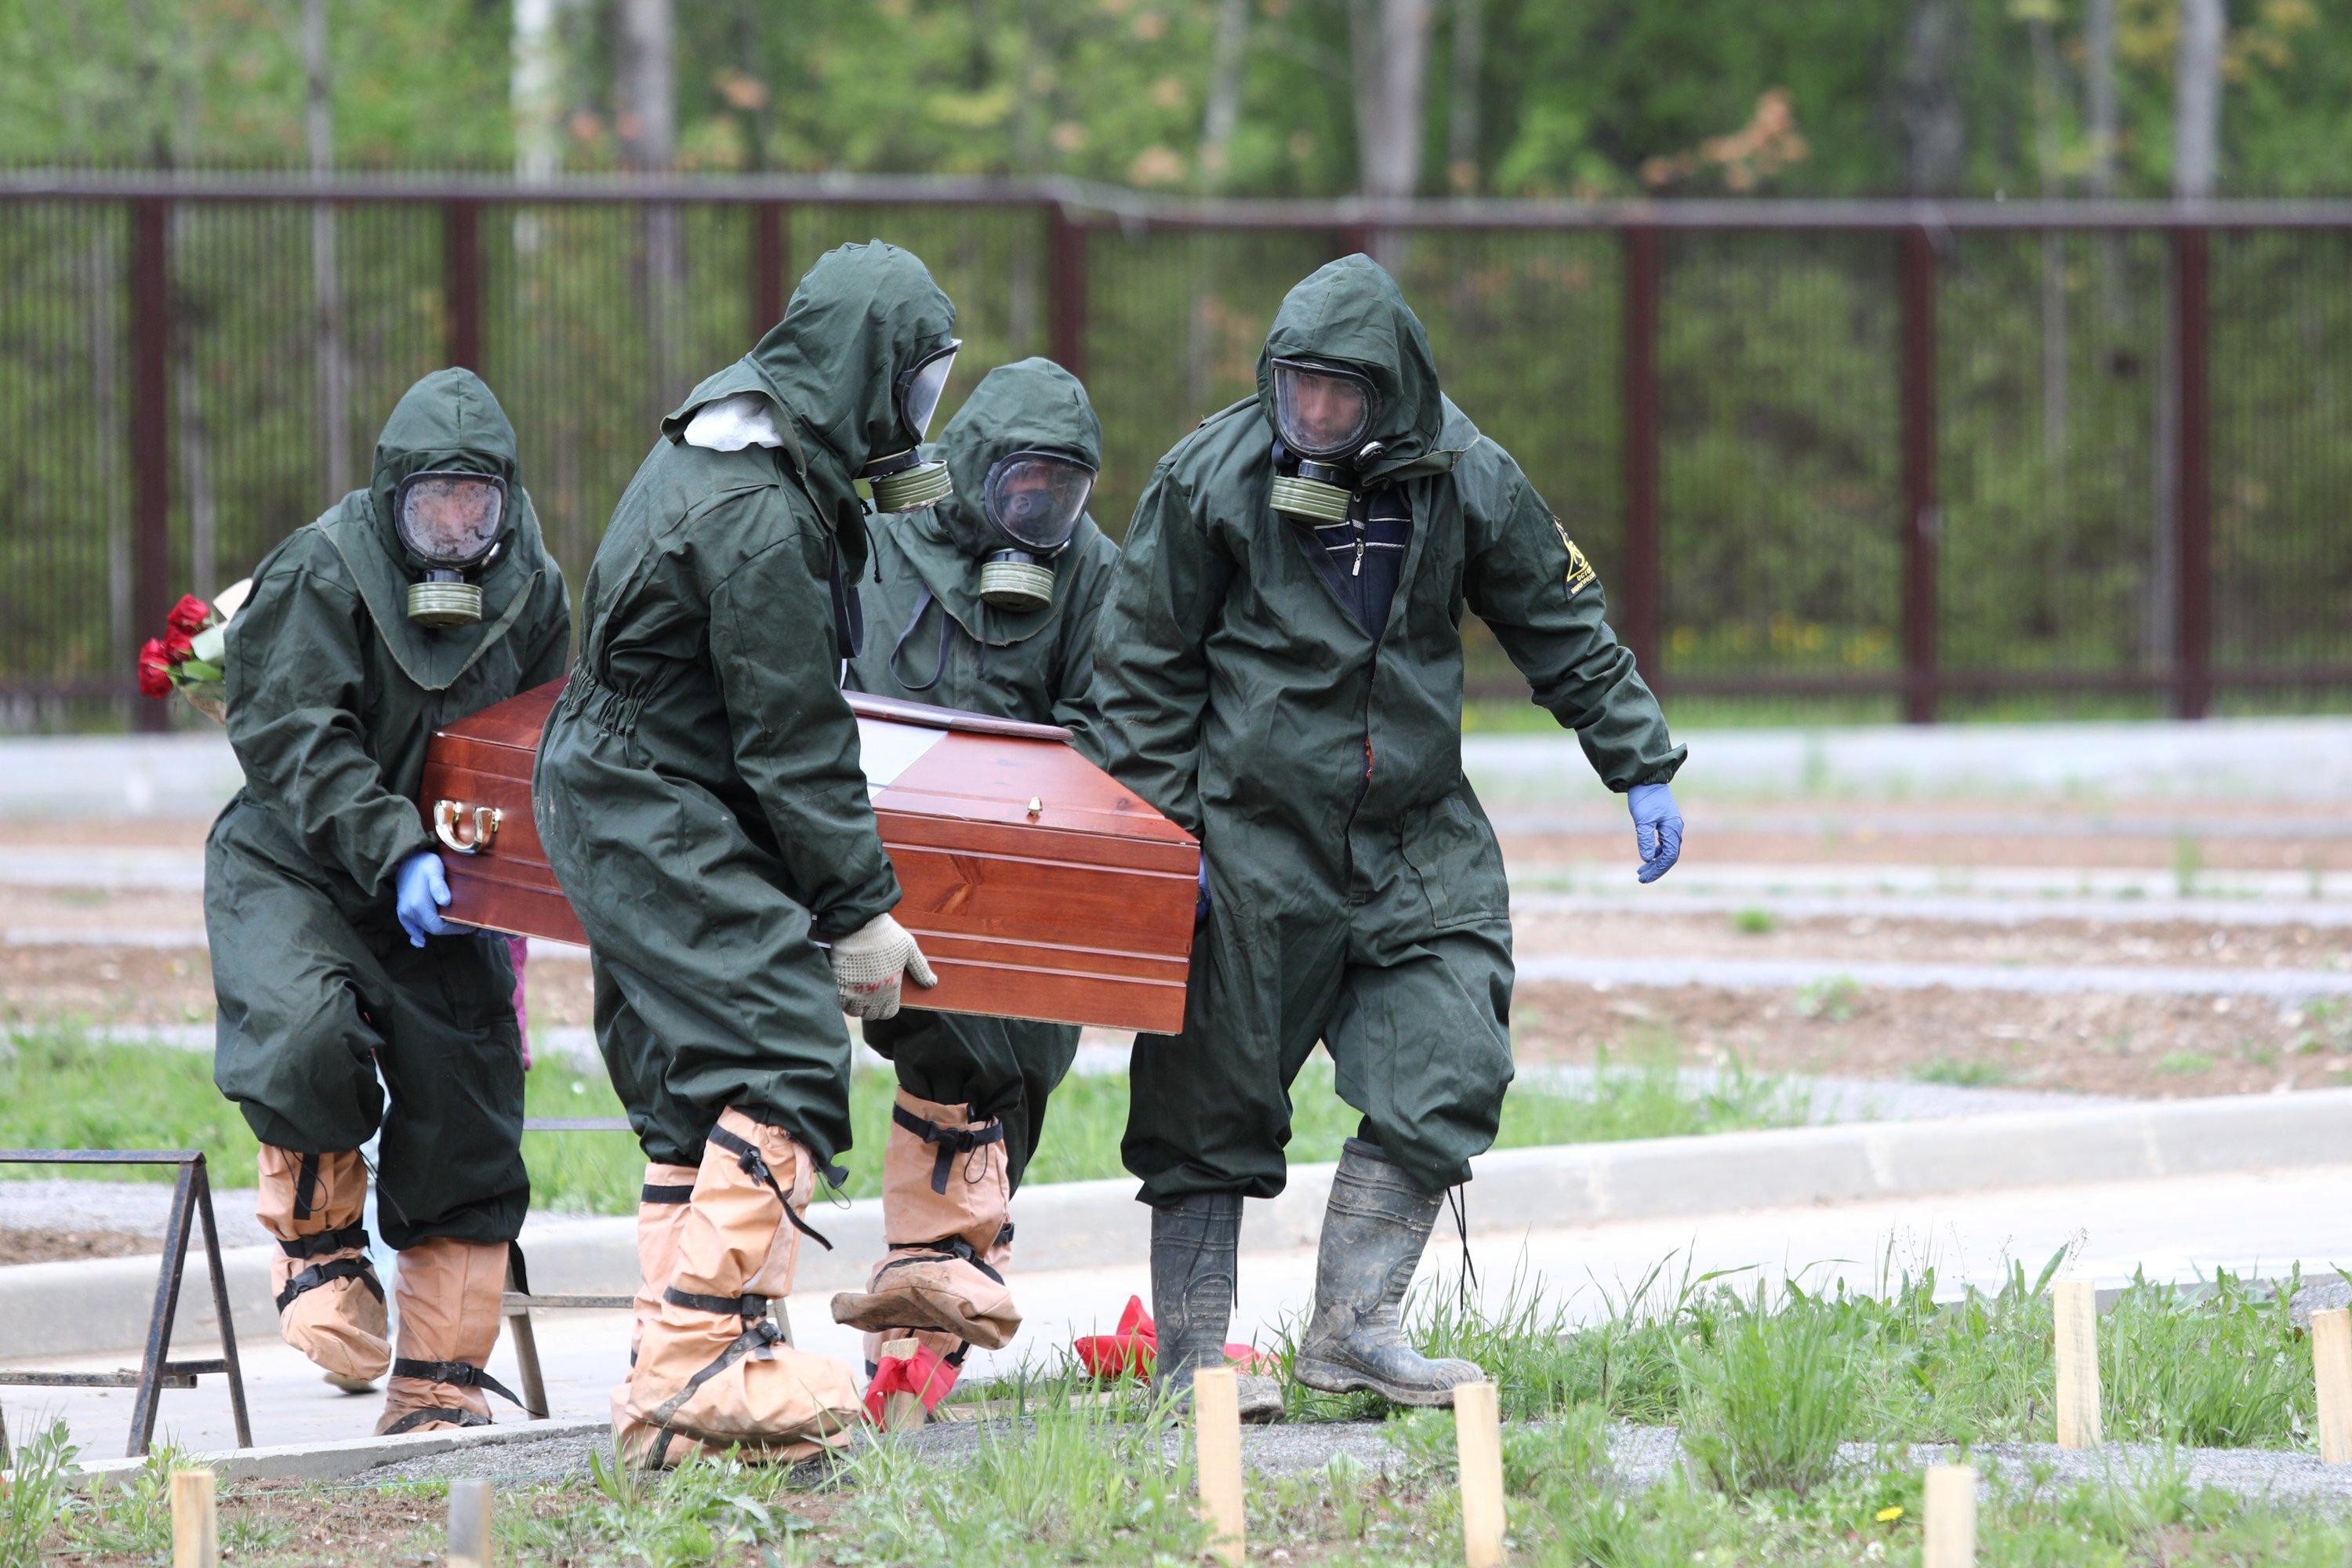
[416,678,1199,1033]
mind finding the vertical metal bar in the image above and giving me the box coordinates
[750,201,788,342]
[1046,203,1089,378]
[191,1159,253,1448]
[2172,226,2213,720]
[129,198,173,734]
[503,1245,551,1420]
[126,1162,196,1457]
[1899,226,1941,724]
[444,200,481,372]
[1621,226,1664,672]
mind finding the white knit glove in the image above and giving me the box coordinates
[829,912,938,1020]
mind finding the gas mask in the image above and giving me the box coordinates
[1267,358,1381,524]
[862,339,960,513]
[975,450,1094,612]
[394,470,509,626]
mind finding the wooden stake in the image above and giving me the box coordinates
[1192,1366,1246,1568]
[878,1337,930,1432]
[2053,1279,2103,1449]
[446,1479,493,1568]
[2314,1306,2352,1465]
[169,1469,217,1568]
[1923,1464,1976,1568]
[1454,1381,1507,1568]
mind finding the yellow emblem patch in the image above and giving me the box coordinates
[1553,517,1597,594]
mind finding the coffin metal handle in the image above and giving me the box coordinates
[434,800,503,856]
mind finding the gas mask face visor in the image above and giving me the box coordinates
[978,450,1094,611]
[1269,359,1377,524]
[1271,359,1375,459]
[394,470,508,626]
[863,339,961,513]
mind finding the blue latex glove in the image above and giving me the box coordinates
[1628,782,1683,884]
[1196,862,1211,922]
[394,850,457,946]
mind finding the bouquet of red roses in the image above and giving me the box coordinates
[136,579,252,724]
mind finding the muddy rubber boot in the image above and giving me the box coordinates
[256,1147,390,1392]
[377,1237,526,1433]
[620,1109,862,1468]
[831,1092,1019,1348]
[1149,1193,1281,1421]
[1292,1139,1483,1407]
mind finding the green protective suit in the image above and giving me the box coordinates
[532,241,957,1174]
[1088,256,1685,1204]
[844,357,1120,1188]
[206,368,571,1249]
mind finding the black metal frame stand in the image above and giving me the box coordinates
[0,1149,253,1460]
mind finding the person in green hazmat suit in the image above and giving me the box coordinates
[206,368,570,1436]
[532,241,958,1467]
[1087,256,1688,1417]
[826,356,1120,1414]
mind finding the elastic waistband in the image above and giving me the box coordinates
[558,669,647,738]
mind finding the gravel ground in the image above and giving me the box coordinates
[352,1412,2352,1513]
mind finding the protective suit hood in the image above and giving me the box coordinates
[934,358,1102,561]
[892,357,1103,645]
[1254,254,1450,483]
[662,242,954,581]
[321,367,552,691]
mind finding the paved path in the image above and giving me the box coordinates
[13,1163,2351,1458]
[1515,953,2352,997]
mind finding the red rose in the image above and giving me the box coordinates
[136,638,173,699]
[166,593,212,634]
[162,627,195,664]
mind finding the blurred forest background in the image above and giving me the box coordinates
[0,0,2347,728]
[0,0,2339,200]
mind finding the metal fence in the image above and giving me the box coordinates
[2,172,2348,731]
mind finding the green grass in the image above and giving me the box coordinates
[32,1381,2352,1566]
[0,1025,1804,1213]
[1729,906,1779,935]
[1909,1055,2013,1087]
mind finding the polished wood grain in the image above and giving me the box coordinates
[419,678,1199,1032]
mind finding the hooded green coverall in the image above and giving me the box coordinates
[846,356,1120,1188]
[207,368,571,1247]
[532,241,957,1174]
[1089,256,1685,1206]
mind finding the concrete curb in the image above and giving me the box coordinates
[67,1417,608,1485]
[9,1087,2352,1361]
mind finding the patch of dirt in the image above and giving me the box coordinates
[1500,826,2352,872]
[0,819,209,850]
[1513,980,2352,1099]
[0,943,214,1025]
[0,946,596,1029]
[41,1481,443,1567]
[0,1225,157,1265]
[1512,910,2352,971]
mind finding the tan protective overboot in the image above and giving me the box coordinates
[611,1162,726,1468]
[256,1147,390,1391]
[376,1236,525,1434]
[619,1109,862,1467]
[829,1091,1020,1348]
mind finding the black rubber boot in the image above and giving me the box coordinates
[1149,1193,1282,1421]
[1293,1139,1483,1406]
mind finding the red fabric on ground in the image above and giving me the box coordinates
[864,1339,961,1422]
[1073,1296,1267,1381]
